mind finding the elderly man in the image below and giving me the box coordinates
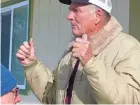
[1,64,21,104]
[16,0,140,104]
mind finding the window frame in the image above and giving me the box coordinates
[1,0,29,89]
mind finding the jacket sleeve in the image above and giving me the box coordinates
[23,60,57,104]
[83,46,140,104]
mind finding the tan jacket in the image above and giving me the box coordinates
[24,17,140,104]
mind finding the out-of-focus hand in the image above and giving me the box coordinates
[72,34,93,66]
[16,38,36,65]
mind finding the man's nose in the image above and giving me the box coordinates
[67,11,74,21]
[15,95,21,103]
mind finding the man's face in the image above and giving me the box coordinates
[0,87,21,104]
[67,2,96,37]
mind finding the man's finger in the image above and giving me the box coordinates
[76,38,82,42]
[23,41,30,50]
[72,52,80,58]
[20,45,30,55]
[72,48,79,53]
[16,53,26,60]
[17,49,29,57]
[73,42,81,48]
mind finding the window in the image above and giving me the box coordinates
[1,0,29,89]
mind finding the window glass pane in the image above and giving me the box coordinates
[1,11,11,69]
[11,5,28,86]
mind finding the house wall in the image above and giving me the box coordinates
[32,0,72,70]
[111,0,130,33]
[1,0,10,3]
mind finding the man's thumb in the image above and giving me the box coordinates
[29,38,34,47]
[82,34,88,41]
[29,38,35,55]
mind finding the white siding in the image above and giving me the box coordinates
[111,0,130,33]
[32,0,72,70]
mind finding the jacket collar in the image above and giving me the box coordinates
[91,16,123,56]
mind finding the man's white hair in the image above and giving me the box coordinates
[88,4,110,18]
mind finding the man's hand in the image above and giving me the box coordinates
[16,38,36,65]
[72,34,93,66]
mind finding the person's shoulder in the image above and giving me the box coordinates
[111,32,140,59]
[107,32,140,63]
[116,32,140,48]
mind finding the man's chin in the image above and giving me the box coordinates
[72,31,82,37]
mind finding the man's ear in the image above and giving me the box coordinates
[94,9,103,25]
